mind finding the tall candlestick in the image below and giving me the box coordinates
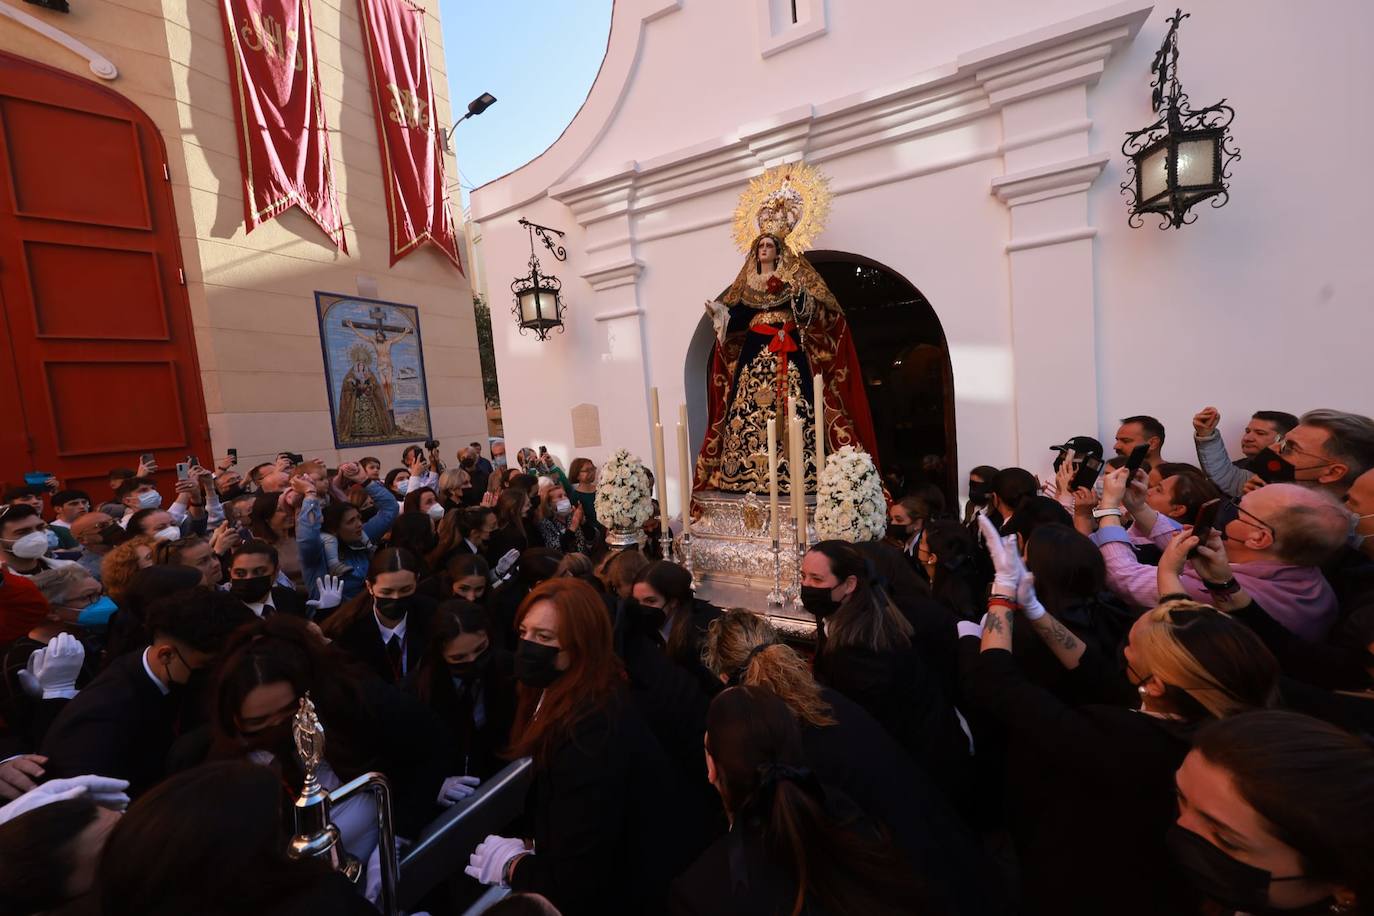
[813,372,826,476]
[649,387,661,427]
[676,406,692,538]
[653,421,670,546]
[767,418,779,542]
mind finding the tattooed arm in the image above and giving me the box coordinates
[1025,613,1087,670]
[979,604,1014,654]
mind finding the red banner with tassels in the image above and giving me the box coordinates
[219,0,347,250]
[357,0,463,271]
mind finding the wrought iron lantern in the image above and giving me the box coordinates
[511,218,567,341]
[1121,10,1240,229]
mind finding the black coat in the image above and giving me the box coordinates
[804,688,1008,915]
[669,795,940,916]
[330,596,438,686]
[406,648,517,779]
[814,643,971,806]
[958,638,1195,916]
[39,651,181,797]
[509,691,701,916]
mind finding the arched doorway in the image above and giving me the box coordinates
[0,52,211,497]
[808,251,956,504]
[683,251,955,503]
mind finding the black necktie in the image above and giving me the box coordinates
[386,633,403,680]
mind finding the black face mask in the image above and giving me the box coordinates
[967,481,990,504]
[886,523,911,542]
[449,648,492,681]
[373,595,414,622]
[799,585,841,619]
[513,638,562,688]
[1165,825,1313,914]
[228,574,273,603]
[624,598,666,630]
[99,524,124,547]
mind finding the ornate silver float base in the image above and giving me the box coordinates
[685,489,816,638]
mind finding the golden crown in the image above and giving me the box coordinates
[732,161,831,255]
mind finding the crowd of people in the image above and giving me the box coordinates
[0,407,1371,915]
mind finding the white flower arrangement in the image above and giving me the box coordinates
[594,448,655,529]
[814,446,886,543]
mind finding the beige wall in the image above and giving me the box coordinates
[1,0,485,472]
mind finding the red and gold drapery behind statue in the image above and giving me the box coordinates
[357,0,463,271]
[219,0,346,250]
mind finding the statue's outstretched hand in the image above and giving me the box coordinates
[704,300,728,344]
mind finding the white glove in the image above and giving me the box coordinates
[956,620,984,640]
[978,515,1022,596]
[493,548,520,578]
[0,775,130,826]
[437,774,480,807]
[465,834,527,887]
[26,633,85,700]
[307,575,345,612]
[1017,572,1047,621]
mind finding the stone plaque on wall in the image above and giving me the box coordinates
[571,403,601,448]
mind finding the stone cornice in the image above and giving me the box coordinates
[475,1,1152,227]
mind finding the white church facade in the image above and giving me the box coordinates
[469,0,1374,521]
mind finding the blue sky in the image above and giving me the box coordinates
[437,1,613,211]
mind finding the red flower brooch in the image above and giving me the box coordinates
[765,274,785,295]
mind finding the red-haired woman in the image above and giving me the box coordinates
[464,578,697,915]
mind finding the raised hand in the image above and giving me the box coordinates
[307,576,345,613]
[977,514,1022,596]
[1193,406,1221,438]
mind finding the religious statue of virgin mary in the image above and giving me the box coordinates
[695,163,878,494]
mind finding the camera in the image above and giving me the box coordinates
[280,451,304,466]
[424,439,440,451]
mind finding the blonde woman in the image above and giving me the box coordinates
[968,523,1283,916]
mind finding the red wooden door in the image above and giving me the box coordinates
[0,51,211,501]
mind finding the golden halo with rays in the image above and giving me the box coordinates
[731,161,832,256]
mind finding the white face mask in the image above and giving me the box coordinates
[427,502,446,521]
[9,530,51,559]
[555,498,572,516]
[138,490,163,511]
[153,525,181,542]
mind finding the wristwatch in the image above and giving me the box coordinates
[1092,507,1125,519]
[1202,577,1241,596]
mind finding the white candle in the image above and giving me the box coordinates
[649,386,661,427]
[677,405,692,538]
[790,415,805,536]
[653,421,670,544]
[767,417,779,542]
[813,372,826,475]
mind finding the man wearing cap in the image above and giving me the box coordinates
[1045,436,1105,504]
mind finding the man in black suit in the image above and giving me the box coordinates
[39,587,253,796]
[331,586,436,686]
[224,542,312,619]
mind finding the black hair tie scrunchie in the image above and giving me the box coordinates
[727,641,776,686]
